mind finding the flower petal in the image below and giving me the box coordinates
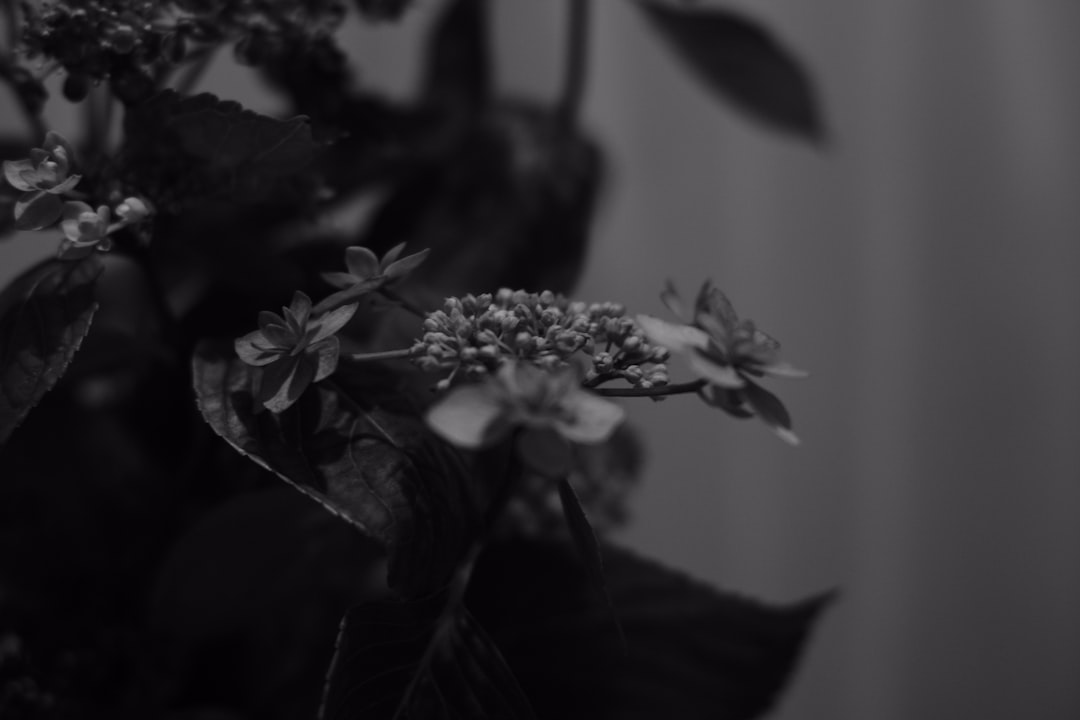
[311,336,340,381]
[742,379,799,446]
[553,390,626,444]
[695,280,739,332]
[47,174,81,195]
[43,131,76,173]
[379,242,407,268]
[383,247,430,281]
[758,361,809,379]
[309,302,358,343]
[688,351,745,389]
[235,330,284,366]
[3,160,37,192]
[288,291,313,328]
[321,271,357,290]
[15,191,62,230]
[660,280,691,323]
[260,353,317,413]
[59,200,93,240]
[635,315,710,354]
[260,323,293,347]
[345,246,380,280]
[425,382,510,449]
[56,240,95,261]
[698,384,754,418]
[258,310,286,332]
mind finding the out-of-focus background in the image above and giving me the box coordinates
[4,2,1080,718]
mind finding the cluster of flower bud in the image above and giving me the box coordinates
[411,289,669,391]
[21,2,189,102]
[19,0,350,104]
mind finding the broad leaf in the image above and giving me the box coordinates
[636,2,823,141]
[122,91,317,209]
[469,539,833,719]
[0,257,103,446]
[320,592,536,720]
[192,344,483,596]
[421,0,492,114]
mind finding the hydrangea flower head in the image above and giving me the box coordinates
[413,289,669,391]
[3,132,82,230]
[235,292,358,412]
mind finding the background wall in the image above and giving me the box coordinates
[3,2,1080,718]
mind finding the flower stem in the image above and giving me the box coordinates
[592,379,707,398]
[380,287,427,319]
[557,0,591,128]
[343,347,418,362]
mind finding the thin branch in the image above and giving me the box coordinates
[557,0,591,127]
[592,378,707,398]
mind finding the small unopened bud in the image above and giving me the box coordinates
[115,196,151,223]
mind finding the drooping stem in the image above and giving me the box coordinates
[593,378,707,398]
[557,0,591,127]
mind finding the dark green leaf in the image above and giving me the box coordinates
[636,2,823,141]
[469,539,833,719]
[557,477,626,650]
[157,91,315,175]
[0,257,103,446]
[192,344,483,596]
[421,0,491,114]
[319,592,536,720]
[151,488,388,720]
[122,91,317,209]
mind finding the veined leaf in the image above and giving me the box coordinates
[636,2,824,141]
[192,343,483,596]
[146,90,315,175]
[319,592,536,720]
[0,257,103,446]
[469,540,833,719]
